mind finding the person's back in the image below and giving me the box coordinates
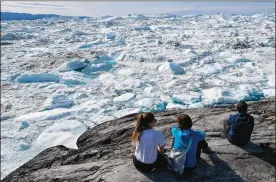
[132,112,167,173]
[225,101,254,146]
[172,126,206,168]
[171,115,209,173]
[135,129,165,164]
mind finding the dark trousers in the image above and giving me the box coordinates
[133,152,168,173]
[184,140,208,172]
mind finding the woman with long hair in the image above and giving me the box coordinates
[132,112,167,172]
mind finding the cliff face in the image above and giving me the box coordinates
[2,99,275,182]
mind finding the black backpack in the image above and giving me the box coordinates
[232,114,254,145]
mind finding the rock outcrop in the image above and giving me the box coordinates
[2,99,275,182]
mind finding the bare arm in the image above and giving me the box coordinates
[158,145,165,154]
[171,138,175,150]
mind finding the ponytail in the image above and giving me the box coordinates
[132,112,155,144]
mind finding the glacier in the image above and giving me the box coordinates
[1,12,275,178]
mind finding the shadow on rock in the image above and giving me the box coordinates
[238,141,276,167]
[140,153,246,182]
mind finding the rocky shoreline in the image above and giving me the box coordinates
[2,98,275,182]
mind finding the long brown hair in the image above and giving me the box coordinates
[132,112,155,143]
[177,114,192,130]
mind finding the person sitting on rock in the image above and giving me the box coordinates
[170,114,211,174]
[223,101,254,146]
[132,112,168,173]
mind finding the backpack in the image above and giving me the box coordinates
[232,114,254,145]
[168,135,193,175]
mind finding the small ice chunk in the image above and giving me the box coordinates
[143,87,154,97]
[82,56,115,74]
[158,62,184,75]
[172,92,202,105]
[75,93,88,99]
[99,72,116,86]
[160,95,172,103]
[263,89,275,98]
[73,30,89,36]
[106,32,116,40]
[19,143,30,151]
[44,94,73,110]
[33,120,87,149]
[112,108,140,118]
[117,68,136,76]
[166,103,187,109]
[137,98,166,112]
[113,93,136,103]
[116,37,125,44]
[58,60,86,72]
[1,113,15,121]
[115,78,142,90]
[59,71,86,86]
[202,87,238,105]
[18,121,30,130]
[267,75,275,88]
[17,73,60,83]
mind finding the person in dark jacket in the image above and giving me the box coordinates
[223,101,254,146]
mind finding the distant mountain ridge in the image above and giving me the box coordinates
[1,12,89,21]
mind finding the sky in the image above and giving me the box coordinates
[1,1,275,17]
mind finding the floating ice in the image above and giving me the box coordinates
[202,87,238,105]
[116,37,126,44]
[143,87,154,97]
[75,93,88,99]
[33,120,87,149]
[112,108,140,118]
[106,32,116,40]
[172,92,202,105]
[267,75,275,88]
[19,142,30,151]
[158,62,185,75]
[44,94,74,110]
[58,60,86,72]
[82,56,116,75]
[73,30,89,36]
[59,71,86,86]
[263,89,275,98]
[113,93,136,103]
[18,121,30,130]
[114,78,142,91]
[160,95,172,103]
[17,73,60,83]
[1,32,21,41]
[166,103,187,109]
[137,98,166,112]
[117,68,137,76]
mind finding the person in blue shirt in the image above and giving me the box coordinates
[223,101,254,146]
[171,114,211,173]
